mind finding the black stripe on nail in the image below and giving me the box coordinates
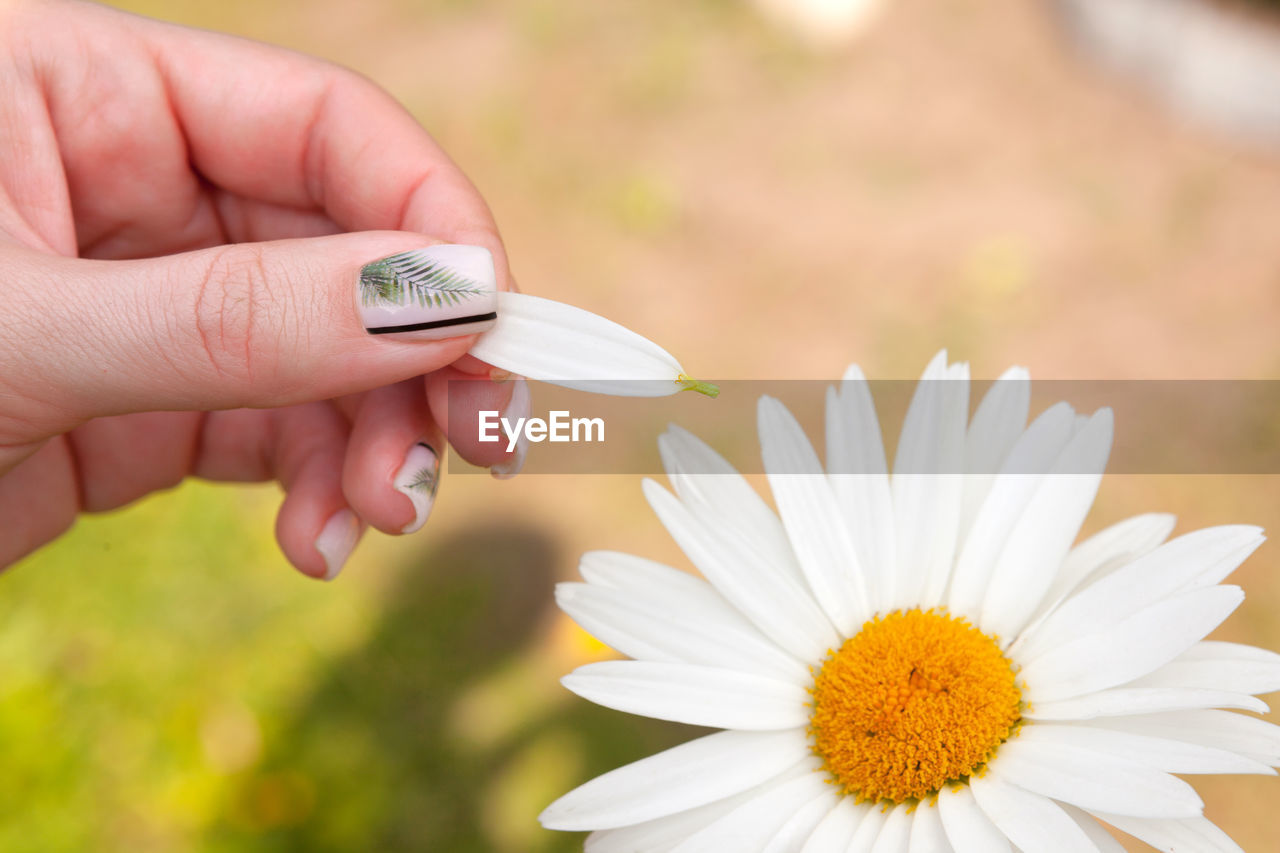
[416,442,438,457]
[366,312,498,335]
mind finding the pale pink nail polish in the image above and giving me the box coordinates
[314,509,362,580]
[491,377,530,480]
[359,245,497,340]
[393,442,440,534]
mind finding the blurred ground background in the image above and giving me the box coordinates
[7,0,1280,849]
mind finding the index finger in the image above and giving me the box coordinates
[135,6,510,283]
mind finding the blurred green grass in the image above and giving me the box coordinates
[5,482,696,851]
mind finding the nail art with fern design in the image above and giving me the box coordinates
[392,442,440,534]
[360,245,497,340]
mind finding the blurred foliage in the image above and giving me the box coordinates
[5,482,697,851]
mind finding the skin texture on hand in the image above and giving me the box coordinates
[0,0,523,577]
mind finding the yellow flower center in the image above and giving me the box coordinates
[809,608,1022,804]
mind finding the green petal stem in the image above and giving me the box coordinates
[677,375,720,398]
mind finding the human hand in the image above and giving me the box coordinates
[0,0,526,577]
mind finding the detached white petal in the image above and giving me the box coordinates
[469,291,717,396]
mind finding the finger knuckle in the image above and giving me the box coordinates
[191,245,275,384]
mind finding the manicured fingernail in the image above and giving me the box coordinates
[315,509,362,581]
[490,377,530,480]
[359,244,497,340]
[393,441,440,534]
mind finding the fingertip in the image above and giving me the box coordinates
[426,367,524,471]
[342,380,443,536]
[488,377,529,480]
[277,499,360,581]
[314,508,364,581]
[391,441,440,534]
[271,402,357,580]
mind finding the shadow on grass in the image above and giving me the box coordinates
[211,521,702,852]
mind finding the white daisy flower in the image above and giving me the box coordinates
[540,351,1280,852]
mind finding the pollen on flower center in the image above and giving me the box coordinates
[809,608,1022,804]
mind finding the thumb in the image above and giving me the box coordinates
[1,233,501,438]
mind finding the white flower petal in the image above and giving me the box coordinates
[643,479,840,662]
[909,803,952,853]
[585,763,815,853]
[563,660,812,730]
[1130,640,1280,696]
[539,729,809,831]
[760,396,872,634]
[470,291,698,395]
[1092,812,1245,853]
[826,365,896,615]
[1085,710,1280,767]
[948,402,1077,621]
[937,785,1012,853]
[1025,687,1268,721]
[980,408,1113,642]
[577,550,704,594]
[558,575,807,684]
[659,425,808,591]
[1021,585,1244,703]
[585,798,745,853]
[890,350,962,612]
[1057,804,1128,853]
[968,773,1101,853]
[545,354,1276,850]
[760,788,843,853]
[1014,525,1265,662]
[845,804,890,853]
[800,798,872,853]
[1026,513,1178,628]
[1038,722,1274,775]
[959,366,1031,546]
[891,356,969,609]
[868,803,912,853]
[991,726,1203,818]
[669,771,832,853]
